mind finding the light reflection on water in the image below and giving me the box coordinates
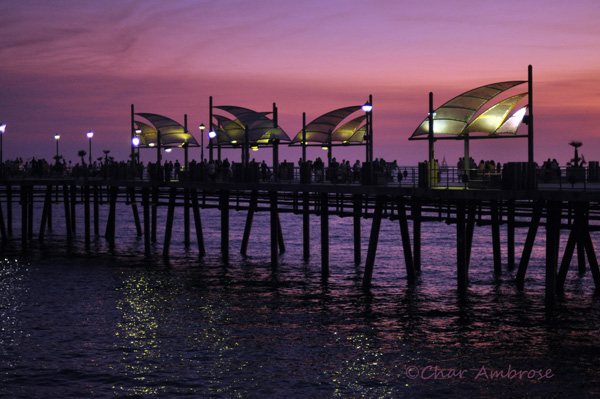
[0,203,599,398]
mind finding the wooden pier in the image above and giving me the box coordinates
[1,177,599,306]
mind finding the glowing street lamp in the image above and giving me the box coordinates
[86,130,94,166]
[199,123,205,161]
[54,133,60,162]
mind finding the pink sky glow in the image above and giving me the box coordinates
[1,0,600,166]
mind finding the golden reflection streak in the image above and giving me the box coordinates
[330,332,415,398]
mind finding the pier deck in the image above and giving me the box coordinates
[1,176,599,306]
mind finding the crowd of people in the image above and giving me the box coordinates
[457,157,502,175]
[1,155,413,184]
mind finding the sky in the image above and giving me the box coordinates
[1,0,600,166]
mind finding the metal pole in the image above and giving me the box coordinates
[273,102,279,181]
[302,112,306,164]
[184,114,189,171]
[209,96,213,162]
[88,137,92,166]
[131,104,135,167]
[200,127,204,162]
[365,110,369,164]
[157,129,161,166]
[368,94,373,165]
[428,92,435,187]
[528,64,533,165]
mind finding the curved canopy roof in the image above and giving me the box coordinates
[290,106,364,144]
[213,106,290,145]
[461,93,527,135]
[135,113,199,147]
[410,81,526,138]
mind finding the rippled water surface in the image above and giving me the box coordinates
[1,202,600,398]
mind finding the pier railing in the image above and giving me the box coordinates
[4,161,600,191]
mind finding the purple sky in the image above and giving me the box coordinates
[1,0,599,166]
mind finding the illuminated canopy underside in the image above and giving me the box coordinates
[462,93,527,135]
[290,106,364,144]
[410,81,526,138]
[133,121,158,147]
[495,106,528,135]
[214,106,290,145]
[212,114,246,144]
[135,113,199,147]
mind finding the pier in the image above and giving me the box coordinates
[1,170,600,307]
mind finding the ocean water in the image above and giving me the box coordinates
[1,199,600,398]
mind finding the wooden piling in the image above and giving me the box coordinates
[577,204,587,274]
[191,189,205,256]
[397,196,415,281]
[93,185,99,236]
[0,187,6,241]
[557,204,585,293]
[47,185,52,231]
[276,212,285,254]
[241,190,257,257]
[7,185,12,236]
[456,200,468,293]
[516,202,542,286]
[142,187,150,256]
[105,186,118,246]
[582,215,600,292]
[363,195,384,289]
[27,186,33,240]
[270,190,278,268]
[151,187,158,242]
[491,200,502,274]
[411,201,422,272]
[39,185,52,241]
[63,185,72,240]
[163,187,177,258]
[302,191,310,261]
[84,184,91,246]
[184,188,190,247]
[507,200,516,270]
[70,184,76,232]
[545,201,561,306]
[466,201,476,273]
[220,189,230,263]
[20,185,28,247]
[321,191,329,277]
[353,194,361,264]
[129,187,142,237]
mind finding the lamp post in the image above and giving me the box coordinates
[132,136,140,164]
[199,123,205,162]
[54,133,60,162]
[362,96,373,163]
[86,130,94,166]
[362,96,373,183]
[133,128,142,167]
[208,129,216,162]
[0,123,5,176]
